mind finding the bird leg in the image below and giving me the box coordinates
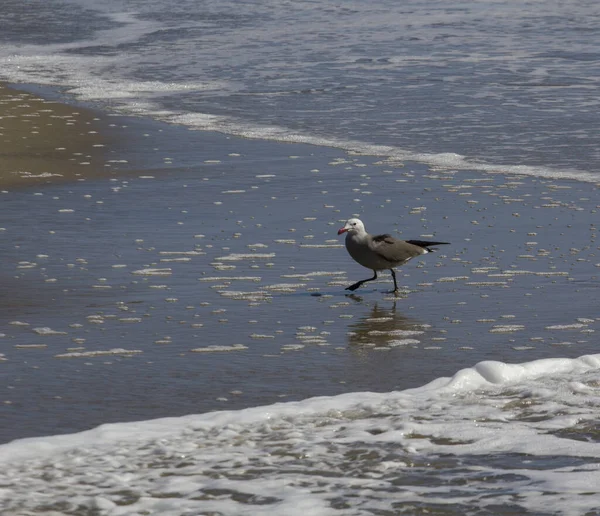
[389,269,399,293]
[346,271,378,291]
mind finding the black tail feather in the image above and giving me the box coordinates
[405,240,450,251]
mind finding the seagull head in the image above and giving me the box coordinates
[337,218,364,235]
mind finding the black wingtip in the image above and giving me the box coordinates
[405,239,450,249]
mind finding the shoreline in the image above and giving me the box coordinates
[0,81,344,190]
[6,81,600,189]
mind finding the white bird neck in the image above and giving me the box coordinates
[347,227,368,241]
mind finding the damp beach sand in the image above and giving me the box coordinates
[0,84,132,188]
[1,82,600,444]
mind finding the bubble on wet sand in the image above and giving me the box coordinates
[92,283,112,289]
[546,323,588,330]
[212,264,237,271]
[535,271,570,277]
[490,325,526,333]
[437,276,470,282]
[217,253,276,261]
[471,267,500,274]
[17,262,37,269]
[132,268,173,276]
[369,329,425,337]
[159,251,204,256]
[281,271,345,280]
[388,339,421,347]
[297,326,317,332]
[261,283,306,292]
[281,344,305,352]
[190,344,248,353]
[218,290,272,302]
[296,335,329,346]
[55,349,143,358]
[198,276,262,282]
[32,327,67,336]
[159,257,191,263]
[299,243,343,248]
[466,281,509,287]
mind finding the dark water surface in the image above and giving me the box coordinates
[1,111,599,443]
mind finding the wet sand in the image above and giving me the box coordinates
[0,84,137,188]
[2,83,600,444]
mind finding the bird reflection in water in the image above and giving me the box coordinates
[345,296,427,350]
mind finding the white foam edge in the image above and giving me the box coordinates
[0,54,225,100]
[0,55,594,183]
[163,111,596,182]
[1,353,599,465]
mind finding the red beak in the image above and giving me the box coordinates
[337,227,348,235]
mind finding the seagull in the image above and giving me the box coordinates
[337,218,449,293]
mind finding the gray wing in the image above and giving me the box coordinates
[370,234,425,264]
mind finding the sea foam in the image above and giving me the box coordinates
[1,354,600,515]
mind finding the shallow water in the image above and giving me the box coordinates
[1,114,599,445]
